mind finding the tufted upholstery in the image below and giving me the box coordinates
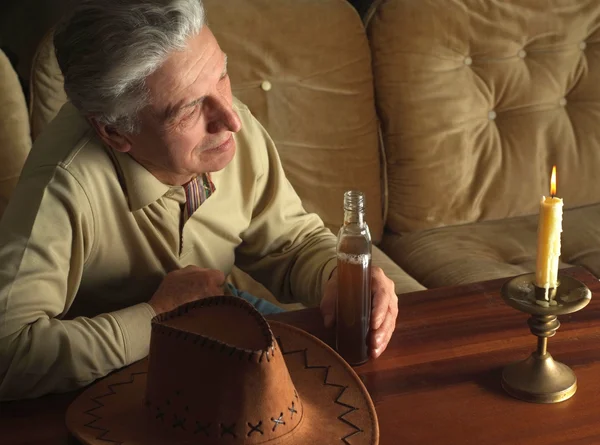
[369,0,600,286]
[0,49,31,219]
[26,0,426,301]
[369,0,600,233]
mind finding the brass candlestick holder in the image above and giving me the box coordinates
[500,273,591,404]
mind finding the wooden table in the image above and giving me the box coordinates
[2,267,600,444]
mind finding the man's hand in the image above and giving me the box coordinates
[321,266,398,359]
[148,265,226,315]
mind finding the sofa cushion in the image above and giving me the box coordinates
[371,244,426,295]
[382,204,600,288]
[29,0,384,242]
[0,49,31,219]
[369,0,600,233]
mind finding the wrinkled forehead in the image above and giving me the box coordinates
[144,27,224,110]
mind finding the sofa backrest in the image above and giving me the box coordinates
[368,0,600,233]
[0,49,31,219]
[29,0,385,242]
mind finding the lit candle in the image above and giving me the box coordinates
[535,166,563,292]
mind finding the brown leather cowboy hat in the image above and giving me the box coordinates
[66,295,379,444]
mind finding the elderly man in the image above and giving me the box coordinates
[0,0,398,400]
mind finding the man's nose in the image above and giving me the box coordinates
[206,96,241,134]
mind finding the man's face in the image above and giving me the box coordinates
[117,27,242,185]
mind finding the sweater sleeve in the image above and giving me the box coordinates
[234,112,337,308]
[0,165,155,401]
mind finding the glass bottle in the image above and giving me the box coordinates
[336,190,372,366]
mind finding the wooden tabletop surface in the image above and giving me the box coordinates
[2,267,600,445]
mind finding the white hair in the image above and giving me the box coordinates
[54,0,206,133]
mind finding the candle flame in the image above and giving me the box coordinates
[550,165,557,197]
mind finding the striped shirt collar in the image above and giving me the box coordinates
[109,149,215,212]
[182,174,216,221]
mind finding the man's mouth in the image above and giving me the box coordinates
[204,134,233,152]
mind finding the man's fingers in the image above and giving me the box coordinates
[370,289,388,330]
[370,267,395,330]
[212,270,226,284]
[370,308,396,358]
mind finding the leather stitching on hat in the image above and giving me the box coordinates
[151,297,276,364]
[194,421,211,436]
[151,390,298,440]
[270,412,286,431]
[288,401,298,418]
[276,336,365,445]
[82,371,147,444]
[220,422,236,437]
[172,413,186,429]
[247,420,264,436]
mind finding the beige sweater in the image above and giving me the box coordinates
[0,99,337,400]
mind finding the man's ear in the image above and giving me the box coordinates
[87,117,133,153]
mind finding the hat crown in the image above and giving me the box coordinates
[144,297,303,443]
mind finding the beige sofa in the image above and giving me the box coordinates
[2,0,600,307]
[367,0,600,287]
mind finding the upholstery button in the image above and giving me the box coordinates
[559,97,567,107]
[518,50,527,59]
[464,57,473,66]
[488,110,497,120]
[580,42,587,51]
[261,80,272,91]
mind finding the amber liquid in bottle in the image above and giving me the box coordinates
[336,191,372,366]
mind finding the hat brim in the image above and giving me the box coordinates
[66,321,379,445]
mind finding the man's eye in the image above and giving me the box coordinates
[179,107,197,124]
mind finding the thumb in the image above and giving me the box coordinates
[320,279,337,328]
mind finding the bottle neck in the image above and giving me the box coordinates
[342,190,366,227]
[343,209,365,226]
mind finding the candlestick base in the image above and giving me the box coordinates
[502,350,577,404]
[500,273,591,404]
